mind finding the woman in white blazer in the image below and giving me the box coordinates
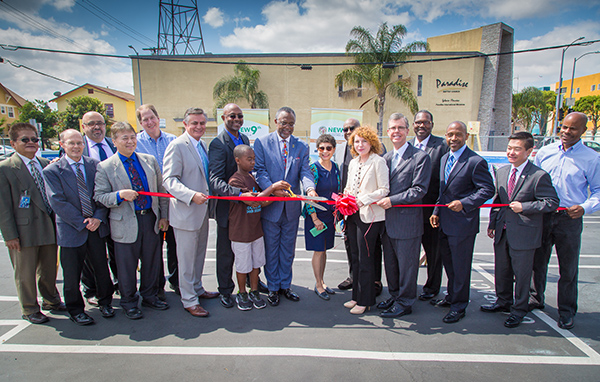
[343,126,389,314]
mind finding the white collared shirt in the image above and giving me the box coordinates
[65,155,87,182]
[86,137,114,162]
[17,152,44,178]
[414,135,431,151]
[391,142,409,171]
[509,161,528,187]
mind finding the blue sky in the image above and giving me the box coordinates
[1,0,600,102]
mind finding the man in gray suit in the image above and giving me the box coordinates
[44,129,115,325]
[482,131,558,328]
[163,107,219,317]
[94,122,170,320]
[410,110,449,301]
[376,113,431,317]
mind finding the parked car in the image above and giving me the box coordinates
[583,140,600,153]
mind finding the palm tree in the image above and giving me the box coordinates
[213,60,269,110]
[335,23,428,135]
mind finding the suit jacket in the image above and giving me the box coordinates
[58,136,116,158]
[162,133,210,232]
[384,143,432,239]
[433,146,495,237]
[254,132,315,223]
[488,162,558,250]
[411,135,449,204]
[94,152,168,243]
[43,156,109,247]
[0,154,56,247]
[344,153,390,223]
[208,130,250,227]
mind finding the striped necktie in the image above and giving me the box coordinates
[75,163,94,217]
[444,154,456,182]
[29,161,52,215]
[507,168,517,199]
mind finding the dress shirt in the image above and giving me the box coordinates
[391,142,409,171]
[116,152,152,210]
[226,130,244,147]
[86,138,114,162]
[414,135,431,151]
[65,156,87,182]
[446,144,468,173]
[16,152,45,178]
[534,140,600,214]
[278,133,290,176]
[136,130,176,172]
[509,160,528,188]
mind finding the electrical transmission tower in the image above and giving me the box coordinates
[157,0,205,55]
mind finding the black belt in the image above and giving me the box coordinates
[135,209,152,215]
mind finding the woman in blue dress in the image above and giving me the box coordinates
[303,134,341,301]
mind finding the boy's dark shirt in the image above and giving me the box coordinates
[228,171,264,243]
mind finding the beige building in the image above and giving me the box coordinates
[132,23,513,150]
[0,83,26,135]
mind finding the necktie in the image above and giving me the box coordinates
[391,151,400,171]
[444,154,456,182]
[197,141,210,187]
[96,142,108,161]
[417,142,423,150]
[75,163,94,217]
[125,158,149,210]
[507,168,517,199]
[282,140,288,168]
[29,161,52,215]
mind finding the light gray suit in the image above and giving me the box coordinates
[162,132,210,308]
[381,143,431,309]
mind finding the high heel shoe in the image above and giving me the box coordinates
[350,305,369,315]
[315,285,330,300]
[344,300,357,309]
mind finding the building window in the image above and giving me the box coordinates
[576,88,580,94]
[397,75,403,79]
[0,106,5,114]
[593,85,597,91]
[560,87,567,94]
[88,88,94,94]
[105,103,114,118]
[8,106,14,118]
[417,75,423,97]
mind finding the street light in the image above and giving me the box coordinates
[552,37,585,136]
[568,51,600,101]
[128,45,143,105]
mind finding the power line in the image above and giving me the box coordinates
[1,57,79,86]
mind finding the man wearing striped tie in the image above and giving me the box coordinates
[44,129,116,325]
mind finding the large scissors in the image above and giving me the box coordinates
[284,186,328,211]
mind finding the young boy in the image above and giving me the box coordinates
[228,145,290,310]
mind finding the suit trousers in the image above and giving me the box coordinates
[493,229,534,318]
[60,230,113,316]
[81,236,117,297]
[346,213,384,307]
[158,225,178,290]
[439,231,476,312]
[9,244,61,315]
[531,211,582,319]
[216,224,235,295]
[381,232,421,309]
[421,206,443,294]
[113,212,161,310]
[262,206,299,292]
[174,217,208,309]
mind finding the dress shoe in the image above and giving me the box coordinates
[380,304,412,318]
[199,291,219,299]
[41,301,67,312]
[220,294,234,308]
[279,288,300,301]
[377,297,395,310]
[504,314,523,328]
[338,277,353,290]
[86,296,99,306]
[324,286,335,295]
[558,316,574,330]
[70,312,95,326]
[267,291,280,306]
[375,282,383,297]
[124,307,143,320]
[185,304,209,317]
[22,311,49,324]
[350,305,369,315]
[157,289,166,301]
[418,291,438,301]
[343,300,357,309]
[528,302,545,312]
[141,299,169,310]
[480,303,511,313]
[314,286,330,301]
[443,310,466,323]
[430,298,451,307]
[98,305,115,318]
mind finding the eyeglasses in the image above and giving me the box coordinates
[85,121,106,127]
[342,126,356,133]
[388,126,408,132]
[19,137,40,143]
[227,114,244,119]
[318,146,333,152]
[278,122,295,128]
[414,121,432,126]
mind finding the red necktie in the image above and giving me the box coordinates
[507,168,517,198]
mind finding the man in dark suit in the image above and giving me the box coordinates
[376,113,431,318]
[0,123,64,324]
[482,131,558,328]
[410,110,449,301]
[430,121,495,323]
[208,103,255,308]
[44,129,116,325]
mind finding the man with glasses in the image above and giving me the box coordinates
[0,123,64,324]
[409,110,449,301]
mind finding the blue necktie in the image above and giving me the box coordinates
[126,158,149,210]
[444,154,456,182]
[197,141,210,188]
[96,143,108,161]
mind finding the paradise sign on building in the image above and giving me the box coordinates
[435,77,468,107]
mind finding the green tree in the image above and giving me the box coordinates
[58,96,109,132]
[511,87,555,135]
[574,95,600,138]
[0,116,6,136]
[335,23,428,135]
[18,100,60,147]
[213,60,269,111]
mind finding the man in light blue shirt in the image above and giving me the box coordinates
[136,104,178,298]
[531,112,600,330]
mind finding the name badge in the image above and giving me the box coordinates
[19,191,30,209]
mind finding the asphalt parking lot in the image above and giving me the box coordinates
[1,210,600,381]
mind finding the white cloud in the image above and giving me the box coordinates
[50,0,75,11]
[513,21,600,91]
[203,7,224,28]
